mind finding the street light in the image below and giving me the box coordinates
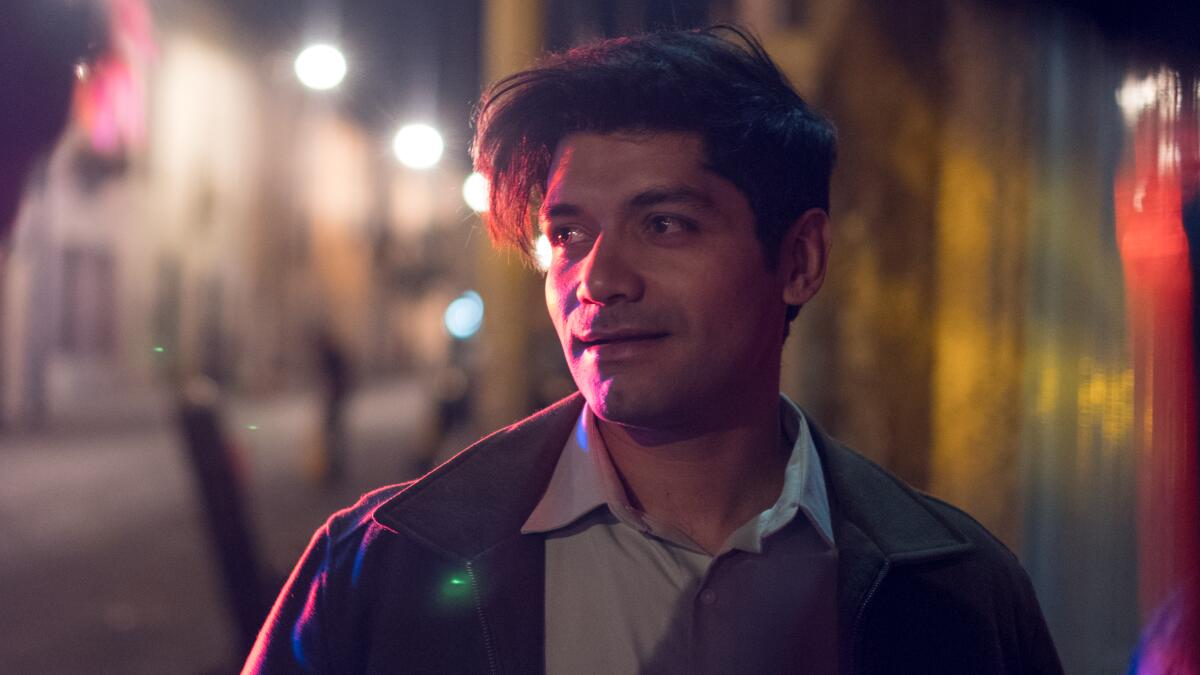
[444,290,484,339]
[294,44,346,90]
[392,123,444,169]
[462,172,489,212]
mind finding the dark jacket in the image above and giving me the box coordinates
[244,393,1063,674]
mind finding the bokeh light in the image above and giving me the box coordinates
[392,123,444,169]
[444,290,484,339]
[535,234,553,271]
[462,172,489,212]
[294,44,347,91]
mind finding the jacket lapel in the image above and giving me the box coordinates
[373,393,586,673]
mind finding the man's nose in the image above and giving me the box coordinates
[577,231,644,306]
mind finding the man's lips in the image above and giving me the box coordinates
[573,330,669,349]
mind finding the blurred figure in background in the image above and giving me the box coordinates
[309,326,354,485]
[0,1,90,241]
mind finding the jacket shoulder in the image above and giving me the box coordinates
[323,483,415,544]
[915,491,1024,568]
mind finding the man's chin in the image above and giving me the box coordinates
[582,380,685,432]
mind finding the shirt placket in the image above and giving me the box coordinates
[688,553,732,673]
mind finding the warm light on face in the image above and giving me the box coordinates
[462,172,489,212]
[392,123,444,169]
[294,44,347,91]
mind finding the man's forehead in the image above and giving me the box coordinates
[542,131,712,207]
[549,130,705,165]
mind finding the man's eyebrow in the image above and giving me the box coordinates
[540,202,582,221]
[626,185,716,211]
[538,185,715,224]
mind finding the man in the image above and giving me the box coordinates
[247,26,1062,673]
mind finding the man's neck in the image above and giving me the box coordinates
[595,390,790,555]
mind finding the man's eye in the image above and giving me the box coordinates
[547,226,583,246]
[646,215,690,236]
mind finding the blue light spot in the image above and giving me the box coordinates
[575,418,589,453]
[291,630,309,669]
[444,290,484,339]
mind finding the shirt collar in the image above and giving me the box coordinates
[519,409,609,534]
[521,395,835,552]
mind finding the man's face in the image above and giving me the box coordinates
[541,131,792,433]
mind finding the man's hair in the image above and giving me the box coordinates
[471,24,836,276]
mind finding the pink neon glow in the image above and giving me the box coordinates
[72,0,155,155]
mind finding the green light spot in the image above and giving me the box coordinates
[440,574,472,604]
[153,346,165,353]
[247,424,258,431]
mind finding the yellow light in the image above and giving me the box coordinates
[294,44,347,91]
[392,123,444,169]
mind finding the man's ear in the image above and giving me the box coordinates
[779,208,831,307]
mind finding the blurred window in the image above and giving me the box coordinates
[59,247,115,355]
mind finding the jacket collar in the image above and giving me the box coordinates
[373,391,972,565]
[809,419,973,563]
[372,393,584,560]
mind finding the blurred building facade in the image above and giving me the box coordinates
[1,0,481,428]
[760,3,1142,671]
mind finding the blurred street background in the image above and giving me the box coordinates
[1,0,1198,673]
[0,378,448,674]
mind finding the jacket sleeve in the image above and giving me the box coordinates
[242,523,334,674]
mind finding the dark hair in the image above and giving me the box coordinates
[471,25,836,324]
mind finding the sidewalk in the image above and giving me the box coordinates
[0,376,437,674]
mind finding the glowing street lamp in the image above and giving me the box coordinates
[444,290,484,339]
[462,172,489,213]
[392,123,444,169]
[294,44,346,90]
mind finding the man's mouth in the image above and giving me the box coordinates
[574,331,669,351]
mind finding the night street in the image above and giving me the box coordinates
[3,0,1198,670]
[0,377,444,674]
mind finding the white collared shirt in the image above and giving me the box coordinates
[522,395,839,674]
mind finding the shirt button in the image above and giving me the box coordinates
[700,589,717,605]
